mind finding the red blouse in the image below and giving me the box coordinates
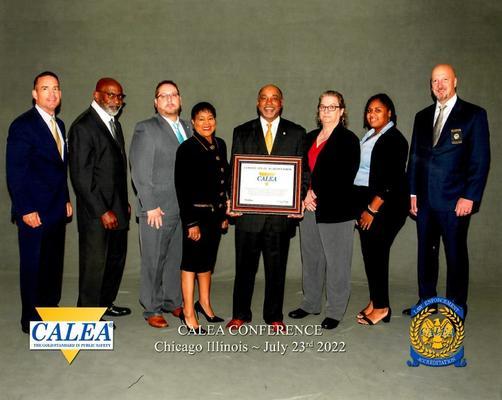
[308,139,328,172]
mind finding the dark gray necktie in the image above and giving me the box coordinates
[109,118,118,141]
[432,104,447,146]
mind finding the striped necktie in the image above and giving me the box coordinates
[50,117,63,158]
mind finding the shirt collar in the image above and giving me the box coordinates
[436,94,457,112]
[35,104,55,123]
[91,100,115,124]
[260,116,280,132]
[161,114,180,128]
[361,121,394,142]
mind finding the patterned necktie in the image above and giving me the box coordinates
[50,117,62,158]
[173,122,185,144]
[432,104,447,146]
[109,118,118,141]
[265,122,273,154]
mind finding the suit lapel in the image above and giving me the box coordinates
[422,105,436,148]
[32,108,64,163]
[90,107,125,155]
[437,99,462,147]
[155,114,185,145]
[180,119,192,139]
[271,119,287,155]
[252,119,269,155]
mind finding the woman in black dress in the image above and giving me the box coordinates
[175,102,229,332]
[353,93,409,325]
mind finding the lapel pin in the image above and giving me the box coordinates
[282,132,286,135]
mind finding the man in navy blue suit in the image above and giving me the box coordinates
[405,64,490,316]
[6,71,73,333]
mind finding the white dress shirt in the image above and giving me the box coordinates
[260,116,280,142]
[35,104,64,160]
[162,115,188,141]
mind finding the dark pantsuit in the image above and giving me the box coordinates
[358,214,404,309]
[416,207,470,307]
[234,224,290,324]
[78,220,127,307]
[18,220,66,326]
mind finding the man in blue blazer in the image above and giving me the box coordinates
[405,64,490,316]
[6,71,73,333]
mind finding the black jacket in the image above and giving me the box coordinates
[365,126,409,218]
[68,107,129,231]
[230,117,307,233]
[307,124,360,223]
[175,132,229,228]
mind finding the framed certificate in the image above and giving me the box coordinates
[231,155,302,215]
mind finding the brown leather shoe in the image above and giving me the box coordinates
[171,307,183,318]
[269,321,286,333]
[226,318,250,331]
[146,315,168,328]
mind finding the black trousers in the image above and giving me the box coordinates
[355,187,406,308]
[233,223,290,323]
[18,219,66,329]
[78,220,128,307]
[416,206,470,308]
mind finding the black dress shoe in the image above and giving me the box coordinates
[179,311,207,335]
[288,308,319,319]
[195,301,224,323]
[321,317,339,330]
[104,304,131,317]
[21,325,29,334]
[402,302,437,316]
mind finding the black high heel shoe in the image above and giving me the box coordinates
[195,301,224,323]
[357,308,392,326]
[179,310,207,335]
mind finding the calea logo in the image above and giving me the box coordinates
[30,307,113,364]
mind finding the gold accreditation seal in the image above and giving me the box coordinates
[407,297,466,367]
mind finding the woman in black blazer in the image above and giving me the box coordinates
[353,93,409,325]
[175,102,229,333]
[288,90,360,330]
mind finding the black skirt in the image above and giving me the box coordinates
[180,211,222,273]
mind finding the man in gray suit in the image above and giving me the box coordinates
[129,80,192,328]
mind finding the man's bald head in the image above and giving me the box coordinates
[93,77,125,117]
[256,84,283,122]
[431,64,457,104]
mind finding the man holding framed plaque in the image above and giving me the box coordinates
[227,84,307,332]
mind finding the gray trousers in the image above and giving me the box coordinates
[139,215,182,318]
[299,211,354,320]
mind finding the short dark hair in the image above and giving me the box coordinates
[257,84,283,99]
[363,93,397,129]
[191,101,217,120]
[155,80,180,97]
[33,71,59,88]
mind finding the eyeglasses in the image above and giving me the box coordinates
[99,91,126,101]
[319,105,342,112]
[156,92,179,99]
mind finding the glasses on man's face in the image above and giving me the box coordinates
[99,91,126,101]
[319,105,342,112]
[156,92,179,100]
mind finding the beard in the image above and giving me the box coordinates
[102,104,121,117]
